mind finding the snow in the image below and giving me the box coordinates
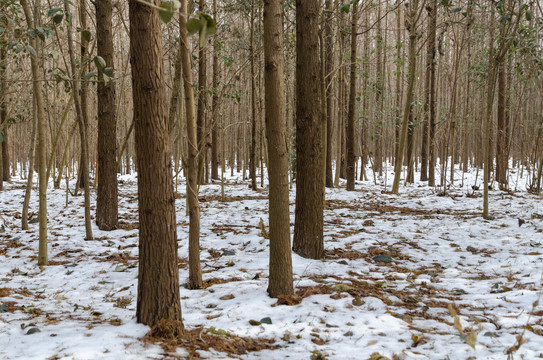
[1,164,542,359]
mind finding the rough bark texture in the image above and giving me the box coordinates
[293,0,323,259]
[264,0,294,297]
[129,0,182,326]
[346,2,357,191]
[95,0,118,230]
[180,3,203,290]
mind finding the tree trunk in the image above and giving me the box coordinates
[264,0,294,297]
[65,0,93,241]
[249,0,257,190]
[392,0,418,194]
[179,3,203,290]
[21,0,48,265]
[427,0,437,187]
[483,10,497,219]
[324,0,334,188]
[22,96,37,230]
[346,2,358,191]
[95,0,118,230]
[496,62,508,189]
[197,0,207,185]
[129,0,182,326]
[293,0,323,259]
[210,0,220,181]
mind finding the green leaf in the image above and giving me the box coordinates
[84,71,96,81]
[50,50,60,61]
[94,56,106,70]
[53,14,64,24]
[27,45,37,57]
[159,1,180,24]
[199,22,207,48]
[340,3,350,13]
[200,13,216,35]
[81,29,92,42]
[186,18,201,35]
[103,67,114,77]
[526,10,533,21]
[47,7,62,17]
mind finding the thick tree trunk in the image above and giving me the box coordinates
[129,0,182,326]
[95,0,118,230]
[264,0,294,297]
[179,4,203,290]
[293,0,324,259]
[346,2,358,191]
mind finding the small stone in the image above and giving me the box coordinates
[222,250,235,256]
[260,317,272,324]
[373,254,393,263]
[25,327,41,335]
[352,297,364,306]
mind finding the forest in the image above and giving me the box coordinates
[0,0,542,358]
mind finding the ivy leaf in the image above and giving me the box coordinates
[526,10,533,21]
[94,56,106,70]
[340,3,350,13]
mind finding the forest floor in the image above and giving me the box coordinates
[1,165,543,360]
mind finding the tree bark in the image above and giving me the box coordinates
[427,0,437,187]
[21,0,48,265]
[210,0,220,181]
[293,0,324,259]
[180,3,203,290]
[197,0,207,185]
[129,0,182,326]
[95,0,118,230]
[324,0,334,188]
[346,1,358,191]
[249,0,257,190]
[392,0,419,194]
[264,0,294,297]
[65,0,93,241]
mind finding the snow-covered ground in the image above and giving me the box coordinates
[1,164,542,359]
